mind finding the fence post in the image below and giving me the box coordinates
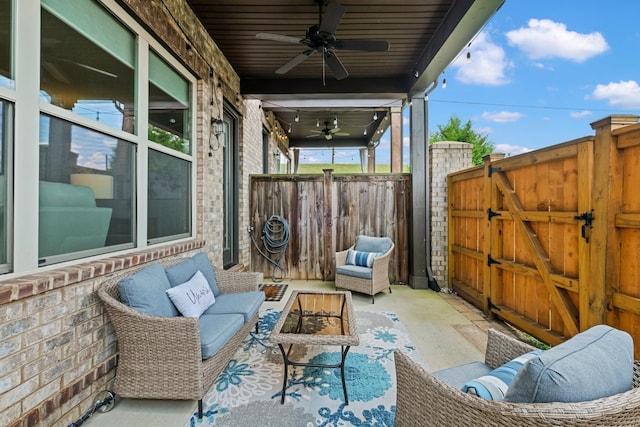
[322,169,335,280]
[482,153,506,314]
[589,115,640,329]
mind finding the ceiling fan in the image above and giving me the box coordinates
[307,121,350,140]
[255,0,390,81]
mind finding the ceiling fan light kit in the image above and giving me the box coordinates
[255,0,390,81]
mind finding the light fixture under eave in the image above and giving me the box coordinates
[294,111,299,122]
[442,78,447,89]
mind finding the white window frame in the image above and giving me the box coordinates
[4,0,197,276]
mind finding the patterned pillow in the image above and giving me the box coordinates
[462,349,543,401]
[166,270,216,318]
[346,249,381,267]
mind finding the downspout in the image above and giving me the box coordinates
[423,79,442,292]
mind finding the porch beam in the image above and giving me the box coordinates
[408,96,429,289]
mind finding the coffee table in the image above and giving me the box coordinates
[269,290,359,404]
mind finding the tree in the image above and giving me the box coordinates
[429,114,494,166]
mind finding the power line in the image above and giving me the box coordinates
[430,98,622,113]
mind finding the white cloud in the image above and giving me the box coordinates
[591,80,640,109]
[451,32,511,86]
[481,111,525,123]
[494,143,531,157]
[570,110,592,119]
[506,19,608,63]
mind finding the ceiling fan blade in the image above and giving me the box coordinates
[329,127,341,134]
[335,132,350,136]
[319,2,345,34]
[336,39,390,52]
[275,50,316,74]
[255,32,302,45]
[324,51,348,80]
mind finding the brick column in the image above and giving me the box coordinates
[429,141,473,287]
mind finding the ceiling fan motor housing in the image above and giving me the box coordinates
[306,25,337,49]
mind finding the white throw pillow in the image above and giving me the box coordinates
[166,270,216,318]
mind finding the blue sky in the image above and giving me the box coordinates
[303,0,640,165]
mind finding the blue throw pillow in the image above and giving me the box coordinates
[346,249,380,267]
[462,349,543,401]
[117,263,178,317]
[166,253,221,296]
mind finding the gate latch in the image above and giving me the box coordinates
[574,210,594,243]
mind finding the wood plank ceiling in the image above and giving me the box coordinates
[186,0,503,148]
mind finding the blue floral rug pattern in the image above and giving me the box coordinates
[186,309,423,427]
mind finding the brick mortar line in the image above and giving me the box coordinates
[0,240,206,305]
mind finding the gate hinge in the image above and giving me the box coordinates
[574,209,594,243]
[487,208,502,220]
[487,254,501,267]
[488,165,502,177]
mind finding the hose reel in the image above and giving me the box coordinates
[249,215,290,282]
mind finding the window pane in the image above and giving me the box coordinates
[0,100,11,269]
[148,50,191,154]
[40,2,136,133]
[148,149,190,241]
[39,114,135,263]
[0,0,12,88]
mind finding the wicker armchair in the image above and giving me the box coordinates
[96,258,262,418]
[335,236,394,303]
[395,328,640,426]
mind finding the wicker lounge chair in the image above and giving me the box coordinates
[97,257,263,418]
[335,235,394,303]
[395,328,640,426]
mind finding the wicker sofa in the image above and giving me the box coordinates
[335,235,394,303]
[395,328,640,426]
[97,253,264,418]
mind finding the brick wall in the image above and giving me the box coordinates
[0,242,205,426]
[429,141,473,287]
[0,0,267,424]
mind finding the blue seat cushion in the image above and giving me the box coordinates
[336,264,373,280]
[166,253,221,296]
[432,361,492,390]
[202,291,265,322]
[354,235,392,254]
[117,263,178,317]
[505,325,634,403]
[198,314,245,360]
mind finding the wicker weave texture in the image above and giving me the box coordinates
[335,242,394,300]
[96,256,262,402]
[395,329,640,426]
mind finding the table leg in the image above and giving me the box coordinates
[277,344,288,404]
[341,345,351,404]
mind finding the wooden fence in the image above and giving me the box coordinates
[449,115,640,357]
[249,170,410,283]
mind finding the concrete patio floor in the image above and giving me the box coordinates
[88,281,512,426]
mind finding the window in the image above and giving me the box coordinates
[222,105,238,268]
[148,149,191,242]
[40,0,136,133]
[38,114,135,264]
[0,0,13,89]
[0,100,11,272]
[148,50,191,154]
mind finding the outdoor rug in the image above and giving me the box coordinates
[258,283,289,302]
[186,309,425,427]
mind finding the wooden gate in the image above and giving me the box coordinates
[449,115,640,355]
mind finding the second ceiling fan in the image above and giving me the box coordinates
[256,0,390,81]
